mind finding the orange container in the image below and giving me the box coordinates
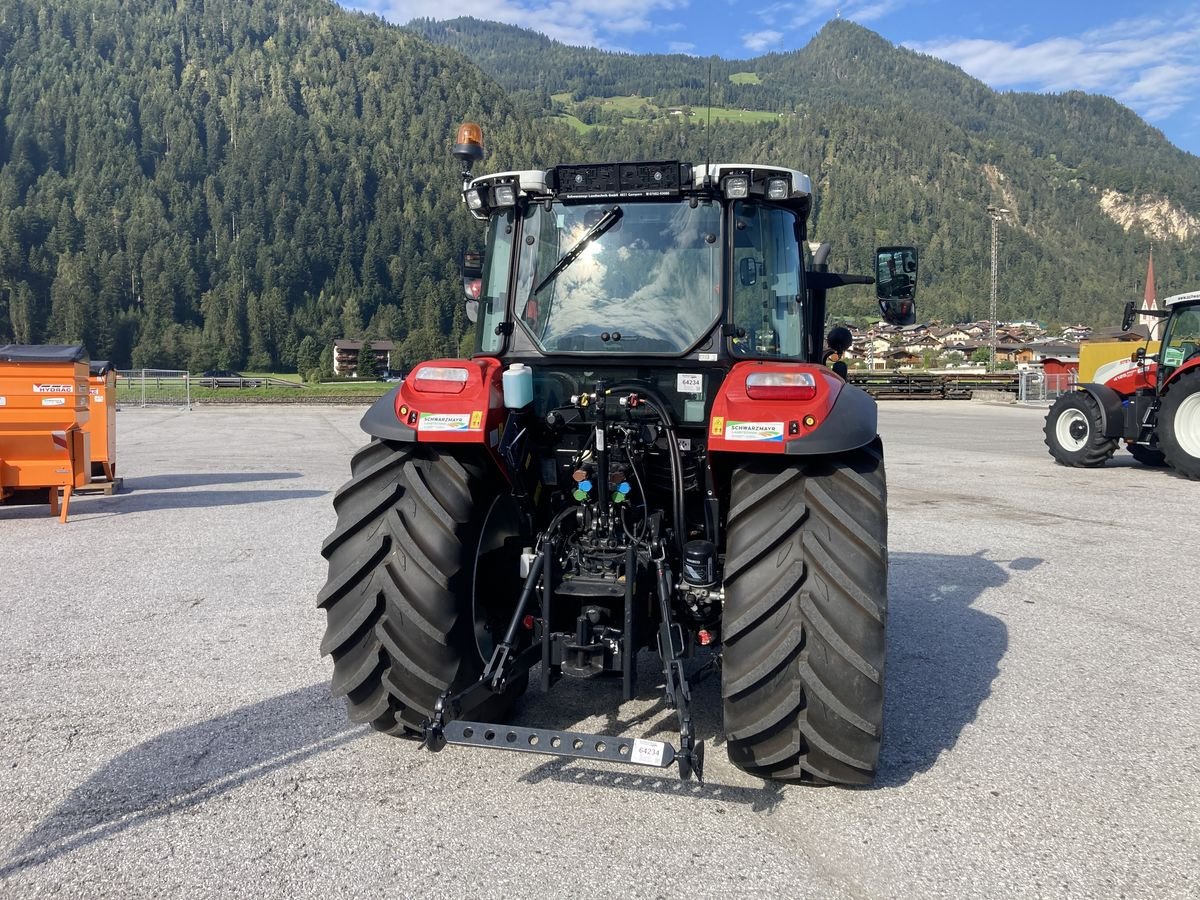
[0,344,91,522]
[86,360,117,481]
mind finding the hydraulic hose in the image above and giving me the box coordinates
[607,382,687,564]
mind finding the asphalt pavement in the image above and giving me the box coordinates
[0,401,1196,898]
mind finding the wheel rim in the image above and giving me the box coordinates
[1055,408,1089,451]
[472,495,526,662]
[1174,392,1200,458]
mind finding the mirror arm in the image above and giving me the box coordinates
[808,271,874,291]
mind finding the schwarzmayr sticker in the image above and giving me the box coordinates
[725,421,785,442]
[417,412,471,432]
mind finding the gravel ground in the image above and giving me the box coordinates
[0,401,1197,899]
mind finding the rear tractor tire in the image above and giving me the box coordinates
[721,442,888,785]
[1044,392,1118,467]
[317,439,525,735]
[1157,370,1200,479]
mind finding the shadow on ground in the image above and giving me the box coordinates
[878,550,1033,787]
[123,472,304,491]
[85,486,329,514]
[99,471,326,513]
[0,473,324,521]
[507,550,1030,796]
[0,684,359,877]
[0,551,1029,860]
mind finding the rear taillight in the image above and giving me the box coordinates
[412,366,470,394]
[745,371,817,401]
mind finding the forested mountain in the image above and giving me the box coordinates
[412,17,1200,327]
[0,0,571,370]
[2,4,1199,370]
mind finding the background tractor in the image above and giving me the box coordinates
[317,123,917,785]
[1044,291,1200,478]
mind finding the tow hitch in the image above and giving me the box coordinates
[421,532,705,783]
[440,721,691,775]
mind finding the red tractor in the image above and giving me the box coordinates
[1045,290,1200,478]
[317,123,916,785]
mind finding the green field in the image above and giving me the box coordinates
[729,72,762,85]
[553,113,594,133]
[602,95,652,113]
[690,105,781,124]
[550,92,785,129]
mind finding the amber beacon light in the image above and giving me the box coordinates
[452,123,484,166]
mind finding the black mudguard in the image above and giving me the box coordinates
[784,382,878,455]
[359,386,418,442]
[1076,383,1127,438]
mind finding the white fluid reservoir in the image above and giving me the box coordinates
[502,362,533,408]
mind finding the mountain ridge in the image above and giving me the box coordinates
[409,17,1200,326]
[1,4,1198,370]
[0,0,572,369]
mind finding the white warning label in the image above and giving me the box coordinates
[631,738,667,767]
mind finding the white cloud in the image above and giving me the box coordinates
[346,0,688,49]
[341,1,1200,150]
[753,0,901,32]
[742,29,783,52]
[907,12,1200,128]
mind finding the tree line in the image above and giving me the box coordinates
[1,4,1198,372]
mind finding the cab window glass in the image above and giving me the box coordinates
[1161,307,1200,370]
[475,209,516,354]
[730,201,804,359]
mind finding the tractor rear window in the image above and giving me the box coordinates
[476,209,517,354]
[1161,306,1200,371]
[730,201,805,360]
[514,200,721,355]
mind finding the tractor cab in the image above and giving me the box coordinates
[454,124,915,419]
[1155,292,1200,383]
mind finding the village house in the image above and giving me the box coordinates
[333,339,395,376]
[932,326,973,345]
[901,333,943,354]
[884,348,922,368]
[1061,324,1092,342]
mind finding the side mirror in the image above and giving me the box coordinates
[739,257,759,287]
[876,246,918,326]
[1121,301,1136,332]
[462,250,483,321]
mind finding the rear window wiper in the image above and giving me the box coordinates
[534,205,623,295]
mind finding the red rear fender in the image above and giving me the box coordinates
[709,361,877,455]
[392,358,505,444]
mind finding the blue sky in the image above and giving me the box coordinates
[341,0,1200,157]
